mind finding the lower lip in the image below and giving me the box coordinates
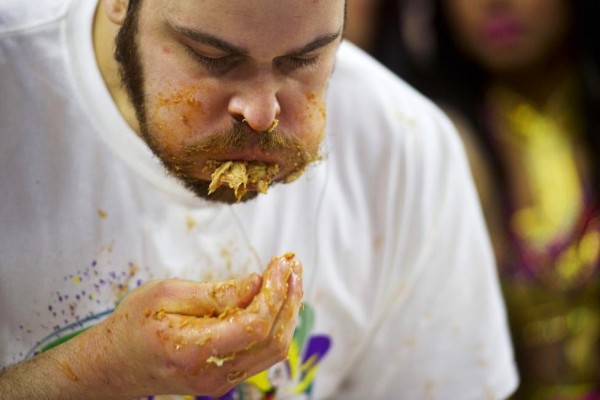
[482,18,524,47]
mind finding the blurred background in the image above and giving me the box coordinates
[345,0,600,399]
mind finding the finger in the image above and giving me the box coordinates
[220,256,303,374]
[155,301,278,372]
[149,273,263,318]
[238,256,303,360]
[207,267,303,387]
[243,254,294,319]
[201,255,297,353]
[270,256,303,343]
[161,255,298,358]
[207,255,302,361]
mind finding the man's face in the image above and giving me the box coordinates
[115,0,344,203]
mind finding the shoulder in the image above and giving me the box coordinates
[328,41,466,173]
[331,42,442,113]
[0,0,70,36]
[330,41,459,141]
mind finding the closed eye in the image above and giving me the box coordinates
[275,54,322,74]
[184,46,239,74]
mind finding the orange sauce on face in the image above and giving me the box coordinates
[150,86,207,151]
[291,91,327,156]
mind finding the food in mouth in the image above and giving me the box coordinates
[204,160,280,202]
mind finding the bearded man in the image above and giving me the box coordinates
[0,0,518,399]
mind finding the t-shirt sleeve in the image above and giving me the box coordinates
[336,107,519,400]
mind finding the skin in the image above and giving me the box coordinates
[1,0,345,397]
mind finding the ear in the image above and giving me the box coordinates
[102,0,129,25]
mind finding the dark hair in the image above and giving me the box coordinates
[373,0,600,196]
[114,0,145,127]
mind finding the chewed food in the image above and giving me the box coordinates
[204,160,280,202]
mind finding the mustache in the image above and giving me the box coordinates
[176,121,309,163]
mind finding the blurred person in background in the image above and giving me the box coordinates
[344,0,385,52]
[369,0,600,398]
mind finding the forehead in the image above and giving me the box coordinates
[145,0,345,55]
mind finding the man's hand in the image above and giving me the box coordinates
[0,253,303,399]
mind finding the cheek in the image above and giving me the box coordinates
[525,0,570,43]
[292,91,327,151]
[145,84,220,152]
[446,4,501,61]
[138,39,223,151]
[445,1,481,39]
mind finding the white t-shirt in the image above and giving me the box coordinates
[0,0,518,398]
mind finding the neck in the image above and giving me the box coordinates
[490,50,576,108]
[93,2,141,134]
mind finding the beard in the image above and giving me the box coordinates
[114,2,321,204]
[148,122,317,204]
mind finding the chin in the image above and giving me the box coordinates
[182,179,261,204]
[206,187,261,204]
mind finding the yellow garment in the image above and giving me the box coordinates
[490,81,583,249]
[488,81,600,399]
[489,81,599,290]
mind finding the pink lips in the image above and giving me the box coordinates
[481,15,525,47]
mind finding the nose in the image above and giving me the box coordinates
[228,77,281,133]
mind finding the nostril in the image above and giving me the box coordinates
[231,114,245,124]
[232,117,259,134]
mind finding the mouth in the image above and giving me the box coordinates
[165,137,316,202]
[199,147,294,179]
[481,15,525,48]
[204,150,283,166]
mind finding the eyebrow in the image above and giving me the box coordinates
[284,31,342,57]
[167,19,342,57]
[168,21,248,55]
